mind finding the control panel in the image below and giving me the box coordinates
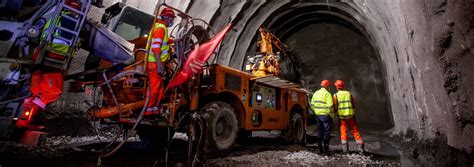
[251,84,277,110]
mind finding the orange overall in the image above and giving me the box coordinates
[17,1,80,128]
[334,91,363,144]
[146,20,173,109]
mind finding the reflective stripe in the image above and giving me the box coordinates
[151,44,161,49]
[338,100,351,103]
[32,97,46,109]
[40,14,71,55]
[152,38,162,43]
[312,100,326,104]
[313,106,332,109]
[311,88,334,117]
[356,140,363,144]
[147,22,170,63]
[335,90,354,117]
[53,38,68,45]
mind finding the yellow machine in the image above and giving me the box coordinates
[249,27,290,77]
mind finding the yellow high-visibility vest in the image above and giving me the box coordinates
[146,22,170,63]
[41,11,73,55]
[335,90,355,118]
[311,87,334,117]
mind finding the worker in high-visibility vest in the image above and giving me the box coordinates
[145,7,176,114]
[333,80,364,154]
[311,79,334,154]
[16,0,81,129]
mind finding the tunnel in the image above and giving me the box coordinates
[90,0,473,164]
[212,2,396,130]
[198,0,473,162]
[0,0,471,166]
[81,0,474,161]
[245,4,394,129]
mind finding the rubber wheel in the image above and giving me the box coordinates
[201,101,238,151]
[281,113,305,144]
[137,126,174,151]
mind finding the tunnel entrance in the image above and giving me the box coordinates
[248,5,394,130]
[282,23,392,129]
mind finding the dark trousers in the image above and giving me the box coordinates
[315,115,332,144]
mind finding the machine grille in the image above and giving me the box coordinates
[224,73,241,91]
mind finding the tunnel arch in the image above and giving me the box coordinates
[228,2,394,128]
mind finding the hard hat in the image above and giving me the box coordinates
[160,8,176,18]
[334,80,344,89]
[320,80,330,87]
[66,0,81,10]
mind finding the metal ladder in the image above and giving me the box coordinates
[35,0,91,70]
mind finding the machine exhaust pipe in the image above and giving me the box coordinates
[88,100,145,118]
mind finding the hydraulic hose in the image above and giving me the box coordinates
[0,93,31,105]
[164,113,207,167]
[96,69,151,158]
[100,79,150,157]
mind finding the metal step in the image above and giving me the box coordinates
[60,4,86,16]
[35,0,91,69]
[52,34,73,45]
[55,26,79,36]
[59,13,80,22]
[44,56,66,64]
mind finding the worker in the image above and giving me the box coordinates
[333,79,364,154]
[311,79,334,154]
[145,7,176,114]
[16,0,82,129]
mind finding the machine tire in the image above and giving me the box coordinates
[137,126,174,151]
[281,113,305,144]
[201,101,238,151]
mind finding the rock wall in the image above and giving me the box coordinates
[89,0,473,152]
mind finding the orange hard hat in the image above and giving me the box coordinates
[334,80,344,89]
[320,80,330,87]
[160,7,176,18]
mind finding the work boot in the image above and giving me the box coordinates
[323,144,330,154]
[357,143,365,154]
[318,141,325,154]
[342,143,349,153]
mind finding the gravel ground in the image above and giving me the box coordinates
[0,130,405,167]
[207,143,399,167]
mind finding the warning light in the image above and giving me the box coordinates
[24,111,31,117]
